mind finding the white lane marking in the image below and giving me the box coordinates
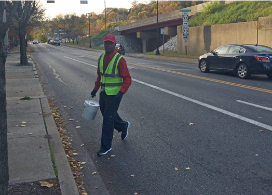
[237,100,272,112]
[48,65,70,86]
[64,56,97,67]
[133,78,272,131]
[60,57,272,130]
[39,57,69,86]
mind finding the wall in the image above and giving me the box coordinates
[258,16,272,46]
[177,16,272,55]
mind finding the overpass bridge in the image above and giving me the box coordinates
[116,2,210,53]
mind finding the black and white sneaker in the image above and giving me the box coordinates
[121,121,130,140]
[97,148,112,156]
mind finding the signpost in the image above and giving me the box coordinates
[179,9,191,55]
[160,27,168,53]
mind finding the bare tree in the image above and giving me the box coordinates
[0,2,19,194]
[12,0,44,65]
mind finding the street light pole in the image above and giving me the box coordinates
[86,13,92,36]
[88,17,90,36]
[104,0,106,30]
[156,0,160,55]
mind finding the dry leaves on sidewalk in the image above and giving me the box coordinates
[39,181,53,188]
[48,99,86,194]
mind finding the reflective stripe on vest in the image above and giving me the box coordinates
[99,53,123,95]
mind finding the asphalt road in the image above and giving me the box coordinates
[30,43,272,195]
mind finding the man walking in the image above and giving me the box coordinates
[90,34,132,156]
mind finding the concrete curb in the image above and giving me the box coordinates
[40,97,79,195]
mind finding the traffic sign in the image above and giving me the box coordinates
[160,27,168,35]
[183,15,188,21]
[179,9,191,12]
[183,29,189,36]
[184,38,188,46]
[183,21,188,28]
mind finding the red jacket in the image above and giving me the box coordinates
[93,50,131,94]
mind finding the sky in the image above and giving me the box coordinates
[41,0,152,19]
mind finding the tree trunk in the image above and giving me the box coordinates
[19,27,28,65]
[0,39,9,195]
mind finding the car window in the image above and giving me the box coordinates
[229,46,245,54]
[246,45,272,52]
[213,46,229,54]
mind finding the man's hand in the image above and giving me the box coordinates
[114,91,123,103]
[90,90,97,98]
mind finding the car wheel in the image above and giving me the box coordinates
[199,59,209,73]
[237,63,251,79]
[266,74,272,79]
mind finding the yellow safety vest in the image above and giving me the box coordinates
[99,53,123,95]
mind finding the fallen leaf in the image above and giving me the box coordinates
[39,181,53,188]
[21,125,25,127]
[175,167,178,171]
[69,119,74,121]
[81,193,87,195]
[76,126,81,129]
[131,174,135,177]
[73,153,78,156]
[29,133,33,135]
[189,123,194,125]
[81,144,84,146]
[255,154,259,156]
[21,121,27,124]
[259,130,264,132]
[52,113,57,117]
[64,106,67,107]
[81,162,86,165]
[186,167,190,170]
[111,155,115,158]
[92,172,97,175]
[70,107,73,109]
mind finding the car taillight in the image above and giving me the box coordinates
[254,56,270,62]
[117,47,120,50]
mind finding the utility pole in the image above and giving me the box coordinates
[156,0,160,55]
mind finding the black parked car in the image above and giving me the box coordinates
[115,44,125,55]
[198,44,272,79]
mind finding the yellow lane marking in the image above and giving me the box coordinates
[75,53,272,94]
[128,62,272,94]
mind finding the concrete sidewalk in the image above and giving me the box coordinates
[6,51,79,195]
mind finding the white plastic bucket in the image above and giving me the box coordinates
[82,100,100,120]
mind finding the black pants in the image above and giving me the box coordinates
[99,91,127,150]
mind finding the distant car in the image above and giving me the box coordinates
[50,39,60,46]
[60,39,66,43]
[115,44,125,55]
[32,40,38,44]
[198,44,272,79]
